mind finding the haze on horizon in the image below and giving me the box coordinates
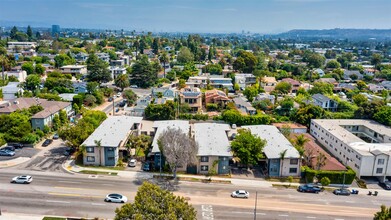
[1,0,390,33]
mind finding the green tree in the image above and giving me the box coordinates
[233,50,258,73]
[320,177,331,186]
[159,51,170,78]
[243,84,259,102]
[326,60,340,69]
[26,25,33,40]
[352,94,369,106]
[128,134,151,157]
[145,101,175,120]
[130,55,158,88]
[309,82,334,95]
[177,47,194,63]
[10,26,18,39]
[22,62,35,75]
[279,149,287,176]
[231,128,267,168]
[373,205,391,220]
[373,106,391,126]
[24,74,41,90]
[115,74,130,91]
[152,38,160,55]
[35,64,45,75]
[274,81,292,95]
[59,110,68,125]
[123,89,137,105]
[86,53,112,83]
[114,182,197,220]
[52,114,61,130]
[306,53,325,68]
[54,53,75,68]
[202,63,222,75]
[295,104,327,127]
[371,54,383,69]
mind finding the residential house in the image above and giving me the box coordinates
[151,87,177,100]
[60,65,87,75]
[281,78,301,93]
[360,93,385,102]
[74,52,89,62]
[310,93,338,112]
[343,70,363,80]
[1,82,23,100]
[179,87,202,112]
[193,123,232,175]
[242,125,301,177]
[96,53,110,63]
[253,93,275,105]
[317,78,338,87]
[204,89,230,106]
[0,97,72,130]
[233,96,256,115]
[235,73,257,90]
[261,77,277,93]
[82,116,143,166]
[368,84,385,93]
[273,122,307,134]
[73,82,88,93]
[314,68,325,77]
[42,64,55,73]
[381,81,391,90]
[110,59,125,67]
[110,66,127,79]
[186,76,233,91]
[4,70,27,82]
[143,49,155,58]
[7,42,37,51]
[310,119,391,181]
[125,95,152,117]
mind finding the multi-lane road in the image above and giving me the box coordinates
[0,168,389,220]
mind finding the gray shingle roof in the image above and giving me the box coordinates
[82,116,143,148]
[242,125,299,159]
[312,93,331,102]
[194,123,231,157]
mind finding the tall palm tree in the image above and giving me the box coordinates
[159,52,169,78]
[94,139,102,166]
[279,149,288,177]
[295,134,309,148]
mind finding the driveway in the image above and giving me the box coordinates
[18,139,69,172]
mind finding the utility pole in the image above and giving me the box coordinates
[112,96,115,116]
[254,191,258,220]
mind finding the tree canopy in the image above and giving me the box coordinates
[130,55,159,88]
[114,181,196,220]
[86,53,112,83]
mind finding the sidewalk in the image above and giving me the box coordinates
[0,213,43,220]
[0,157,30,168]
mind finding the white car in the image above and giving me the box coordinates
[117,92,121,97]
[231,190,249,199]
[128,159,137,167]
[105,193,128,203]
[11,175,33,184]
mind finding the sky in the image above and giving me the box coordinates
[0,0,390,33]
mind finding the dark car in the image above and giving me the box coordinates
[8,143,23,149]
[143,163,150,171]
[53,133,59,139]
[108,97,114,102]
[379,182,391,190]
[0,149,15,156]
[3,146,15,152]
[333,188,351,196]
[297,184,322,193]
[42,139,53,147]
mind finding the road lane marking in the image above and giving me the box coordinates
[334,219,344,220]
[279,214,289,217]
[54,186,86,190]
[201,204,214,220]
[92,203,105,206]
[58,181,81,184]
[306,217,317,219]
[231,212,265,215]
[46,200,71,204]
[102,184,114,186]
[48,192,102,198]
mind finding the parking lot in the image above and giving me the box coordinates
[0,147,39,162]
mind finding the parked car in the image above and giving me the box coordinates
[3,146,15,152]
[379,182,391,190]
[105,193,127,203]
[117,92,121,97]
[53,133,59,139]
[231,190,249,199]
[108,97,114,102]
[42,139,53,147]
[11,175,33,184]
[130,85,138,88]
[333,188,351,196]
[297,184,322,193]
[128,159,137,167]
[0,149,15,156]
[64,147,75,156]
[8,143,23,149]
[143,163,150,171]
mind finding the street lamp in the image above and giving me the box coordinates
[254,191,258,220]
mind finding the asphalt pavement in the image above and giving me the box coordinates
[0,169,389,220]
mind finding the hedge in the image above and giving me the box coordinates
[301,166,356,185]
[178,113,208,121]
[220,109,272,126]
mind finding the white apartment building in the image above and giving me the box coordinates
[60,65,87,75]
[310,119,391,182]
[7,42,37,50]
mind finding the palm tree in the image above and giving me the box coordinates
[295,134,309,148]
[315,152,327,170]
[115,74,130,91]
[374,205,391,220]
[94,139,102,166]
[279,149,288,177]
[128,135,151,157]
[76,144,86,162]
[159,52,169,78]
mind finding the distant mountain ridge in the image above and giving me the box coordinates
[275,28,391,40]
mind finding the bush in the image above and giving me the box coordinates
[302,166,355,184]
[206,103,219,111]
[320,177,331,186]
[178,113,208,121]
[221,109,272,126]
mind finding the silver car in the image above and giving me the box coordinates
[231,190,249,199]
[105,193,128,203]
[11,175,33,184]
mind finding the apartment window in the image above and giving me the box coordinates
[290,159,298,165]
[378,159,385,165]
[201,156,209,162]
[289,168,297,173]
[201,165,209,171]
[86,147,94,153]
[376,168,383,174]
[107,148,114,151]
[108,157,115,161]
[87,156,95,162]
[335,148,338,152]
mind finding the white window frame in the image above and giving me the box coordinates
[87,156,95,162]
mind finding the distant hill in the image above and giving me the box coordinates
[275,28,391,40]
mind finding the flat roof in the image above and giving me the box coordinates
[60,65,86,68]
[194,123,231,157]
[242,125,299,159]
[82,116,143,148]
[151,120,190,153]
[312,119,391,156]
